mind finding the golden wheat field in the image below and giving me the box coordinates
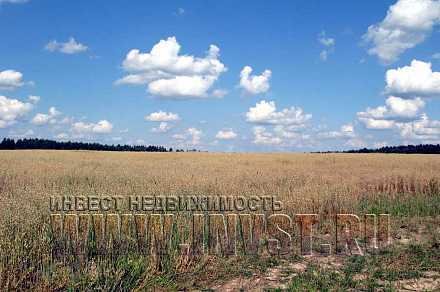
[1,150,439,219]
[0,150,439,290]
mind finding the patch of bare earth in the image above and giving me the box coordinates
[209,256,347,291]
[394,272,440,291]
[210,260,307,291]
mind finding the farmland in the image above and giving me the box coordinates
[0,150,439,290]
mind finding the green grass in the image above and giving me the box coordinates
[358,193,440,217]
[1,217,439,290]
[1,207,439,290]
[286,242,440,291]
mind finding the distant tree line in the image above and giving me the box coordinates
[316,144,440,154]
[0,138,191,152]
[345,144,440,154]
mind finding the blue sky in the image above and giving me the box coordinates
[1,0,440,151]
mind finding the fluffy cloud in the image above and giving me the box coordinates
[309,124,368,149]
[176,8,185,15]
[385,60,440,97]
[357,96,425,129]
[239,66,271,95]
[318,31,335,47]
[398,114,440,142]
[246,100,312,126]
[385,96,425,118]
[172,133,185,140]
[0,96,32,128]
[319,51,329,62]
[345,138,367,149]
[146,111,179,133]
[250,124,312,147]
[357,95,440,142]
[32,114,51,126]
[187,128,202,145]
[55,133,69,140]
[148,75,217,97]
[152,122,172,133]
[45,37,88,54]
[0,70,24,90]
[31,107,61,125]
[121,37,223,75]
[28,95,40,103]
[215,129,237,140]
[173,127,202,145]
[359,118,396,130]
[273,125,304,139]
[72,120,113,134]
[145,110,179,122]
[363,0,440,64]
[252,126,282,145]
[211,89,228,98]
[117,37,226,98]
[318,31,335,61]
[114,73,156,86]
[245,100,313,147]
[318,124,355,139]
[341,124,355,135]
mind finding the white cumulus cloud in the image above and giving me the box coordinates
[211,89,228,98]
[152,122,172,133]
[397,113,440,142]
[216,129,237,140]
[318,31,336,47]
[318,124,355,139]
[318,31,335,61]
[250,124,312,147]
[385,60,440,97]
[31,106,61,126]
[239,66,271,95]
[148,75,217,97]
[246,100,312,126]
[173,127,202,145]
[385,96,425,118]
[187,127,202,145]
[145,110,180,122]
[356,95,437,143]
[357,96,425,129]
[28,95,40,103]
[363,0,440,64]
[252,126,282,145]
[45,37,88,54]
[72,120,113,134]
[116,36,227,98]
[319,50,329,62]
[55,133,69,140]
[0,70,24,90]
[0,95,32,128]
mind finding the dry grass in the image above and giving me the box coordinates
[1,150,439,217]
[0,150,439,290]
